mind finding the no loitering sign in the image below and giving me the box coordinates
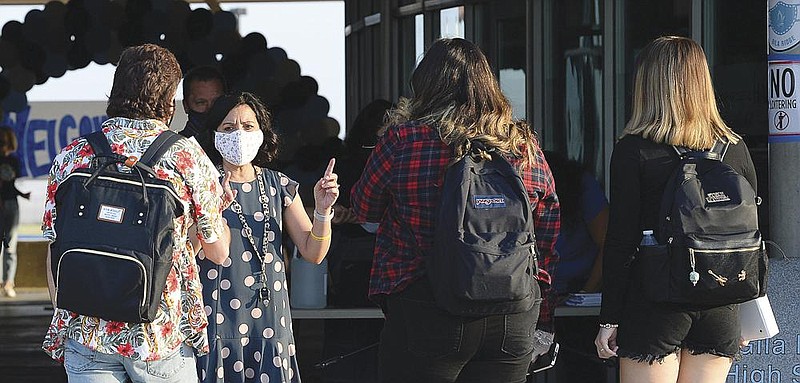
[768,56,800,141]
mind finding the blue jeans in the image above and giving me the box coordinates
[64,339,199,383]
[1,198,18,284]
[378,279,541,383]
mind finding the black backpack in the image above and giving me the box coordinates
[50,130,185,323]
[427,141,540,316]
[640,140,768,305]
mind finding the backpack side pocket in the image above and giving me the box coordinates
[636,244,671,302]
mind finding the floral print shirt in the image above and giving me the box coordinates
[42,117,227,362]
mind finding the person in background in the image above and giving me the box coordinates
[543,150,608,383]
[543,150,607,295]
[180,65,227,150]
[195,91,340,383]
[0,125,31,298]
[327,98,393,306]
[351,38,560,383]
[595,36,757,383]
[42,43,232,383]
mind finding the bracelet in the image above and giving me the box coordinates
[313,208,334,222]
[309,230,331,241]
[599,323,619,329]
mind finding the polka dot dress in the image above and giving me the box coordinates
[197,169,301,383]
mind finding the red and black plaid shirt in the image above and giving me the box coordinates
[351,121,560,330]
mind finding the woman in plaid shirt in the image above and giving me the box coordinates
[351,38,560,383]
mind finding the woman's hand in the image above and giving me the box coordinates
[314,158,340,213]
[595,327,619,359]
[220,171,237,212]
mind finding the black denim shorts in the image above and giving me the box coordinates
[616,278,742,363]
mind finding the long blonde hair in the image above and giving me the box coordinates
[387,38,536,167]
[623,36,739,149]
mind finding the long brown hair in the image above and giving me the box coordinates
[623,36,739,149]
[388,38,536,167]
[106,44,182,121]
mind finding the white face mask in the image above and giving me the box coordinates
[214,130,264,166]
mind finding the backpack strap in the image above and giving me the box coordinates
[709,139,730,160]
[139,130,182,167]
[673,139,729,161]
[85,131,113,156]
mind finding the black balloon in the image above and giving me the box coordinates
[0,41,20,69]
[67,37,92,70]
[43,52,68,78]
[85,26,112,54]
[1,90,27,113]
[274,59,301,85]
[266,47,288,64]
[247,52,275,81]
[305,95,331,117]
[23,9,49,45]
[6,66,36,92]
[0,0,334,138]
[212,11,237,32]
[241,32,268,57]
[1,21,25,43]
[17,41,47,73]
[187,39,215,67]
[142,10,170,43]
[299,76,319,95]
[44,1,68,17]
[64,4,90,38]
[186,8,213,41]
[0,74,10,100]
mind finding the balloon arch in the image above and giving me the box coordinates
[0,0,335,166]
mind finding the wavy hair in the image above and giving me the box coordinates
[204,92,279,167]
[388,38,536,167]
[623,36,740,149]
[0,126,18,153]
[106,44,182,121]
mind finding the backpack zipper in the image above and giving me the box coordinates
[687,245,761,287]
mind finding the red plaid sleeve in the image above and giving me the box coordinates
[512,137,560,332]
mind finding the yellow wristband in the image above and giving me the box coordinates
[309,230,331,241]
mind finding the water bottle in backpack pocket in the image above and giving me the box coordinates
[634,230,672,302]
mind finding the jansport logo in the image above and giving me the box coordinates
[473,195,507,209]
[705,191,731,203]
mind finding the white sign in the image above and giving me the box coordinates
[768,61,800,136]
[2,101,188,178]
[770,0,800,52]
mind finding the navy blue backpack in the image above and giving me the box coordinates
[427,141,540,316]
[51,131,184,323]
[639,140,768,305]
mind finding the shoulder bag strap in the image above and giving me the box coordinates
[85,131,112,156]
[139,130,182,167]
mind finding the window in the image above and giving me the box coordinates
[440,7,465,38]
[398,14,425,97]
[545,0,604,179]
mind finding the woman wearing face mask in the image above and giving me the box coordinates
[195,92,339,383]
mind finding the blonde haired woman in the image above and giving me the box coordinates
[351,38,560,383]
[595,36,757,382]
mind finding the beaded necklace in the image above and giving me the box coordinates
[227,165,272,306]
